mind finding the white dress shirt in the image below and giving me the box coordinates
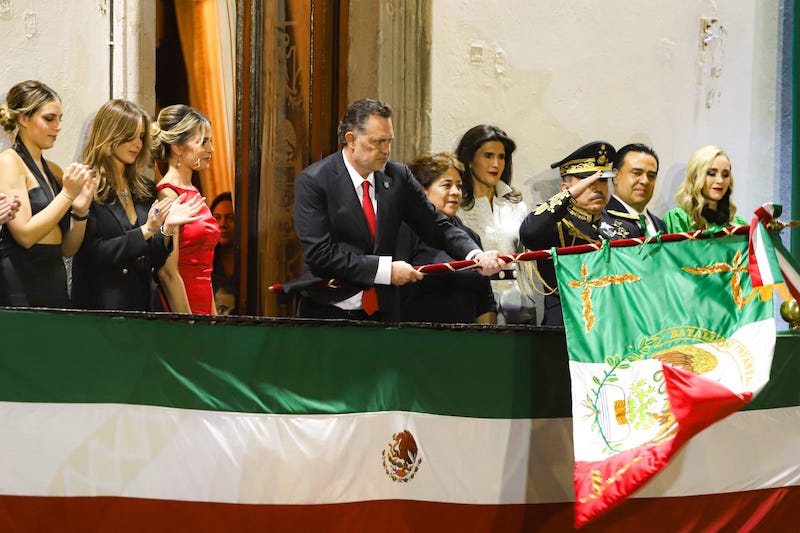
[334,155,392,310]
[613,195,657,236]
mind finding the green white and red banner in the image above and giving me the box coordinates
[555,232,781,526]
[1,304,800,532]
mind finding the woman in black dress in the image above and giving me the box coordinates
[0,80,96,307]
[72,99,203,311]
[395,152,497,324]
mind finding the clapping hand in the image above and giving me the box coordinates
[146,196,174,231]
[162,193,204,235]
[71,169,97,216]
[61,163,94,202]
[0,193,21,225]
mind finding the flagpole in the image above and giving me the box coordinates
[269,225,753,294]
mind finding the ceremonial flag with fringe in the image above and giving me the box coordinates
[554,232,778,527]
[750,203,800,301]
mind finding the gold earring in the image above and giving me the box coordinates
[176,158,182,169]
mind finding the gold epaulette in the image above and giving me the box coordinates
[567,203,594,223]
[533,189,571,215]
[606,209,640,221]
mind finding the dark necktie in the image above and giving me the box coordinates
[361,181,378,315]
[638,213,648,235]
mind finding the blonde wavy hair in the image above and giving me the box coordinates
[150,104,210,175]
[83,99,154,204]
[0,80,60,141]
[673,145,737,230]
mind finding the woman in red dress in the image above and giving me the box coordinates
[151,105,220,314]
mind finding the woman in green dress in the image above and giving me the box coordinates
[664,145,747,232]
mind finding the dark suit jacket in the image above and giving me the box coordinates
[72,195,172,311]
[599,196,667,240]
[395,217,496,323]
[293,150,480,321]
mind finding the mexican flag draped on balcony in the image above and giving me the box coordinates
[554,227,784,527]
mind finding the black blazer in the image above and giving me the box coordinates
[395,217,496,323]
[293,150,480,320]
[599,196,667,240]
[72,195,171,311]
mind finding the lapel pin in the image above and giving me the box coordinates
[383,180,389,189]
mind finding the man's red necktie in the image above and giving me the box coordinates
[361,181,379,315]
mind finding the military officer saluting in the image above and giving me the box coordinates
[519,141,615,326]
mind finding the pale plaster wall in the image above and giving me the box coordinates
[430,0,783,218]
[2,1,782,214]
[0,1,154,166]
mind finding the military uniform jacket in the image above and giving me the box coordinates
[519,189,603,297]
[599,196,667,240]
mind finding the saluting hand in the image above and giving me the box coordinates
[566,170,604,199]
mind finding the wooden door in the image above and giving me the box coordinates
[236,0,348,316]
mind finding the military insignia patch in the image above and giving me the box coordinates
[381,429,422,482]
[596,144,608,166]
[598,221,616,239]
[579,326,755,457]
[611,220,630,239]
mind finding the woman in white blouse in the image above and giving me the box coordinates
[455,125,534,324]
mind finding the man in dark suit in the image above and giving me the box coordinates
[599,143,666,240]
[293,98,503,321]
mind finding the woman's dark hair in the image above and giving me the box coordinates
[210,191,232,213]
[454,124,519,208]
[408,152,464,189]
